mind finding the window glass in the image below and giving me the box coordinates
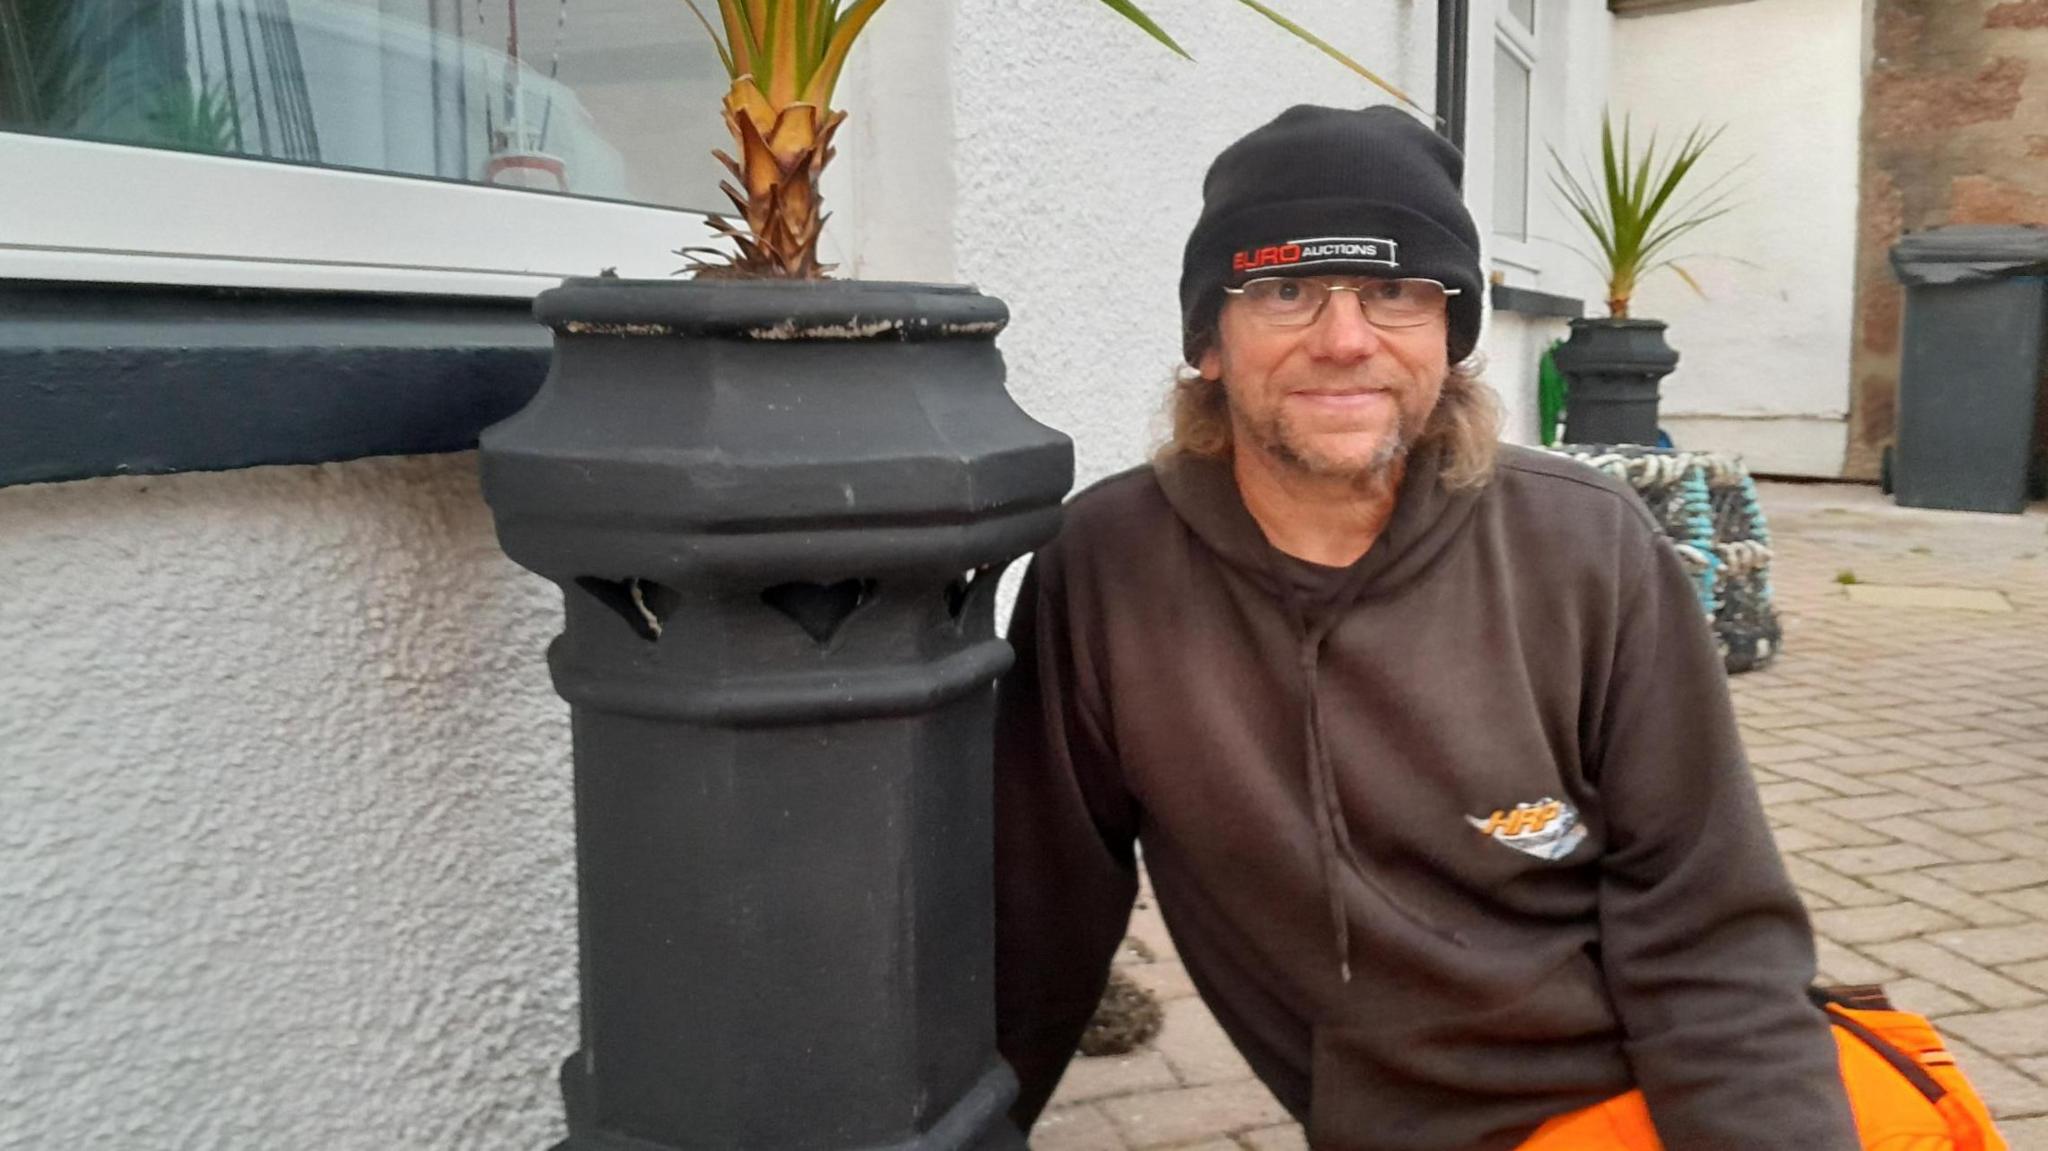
[0,0,730,211]
[1491,40,1530,242]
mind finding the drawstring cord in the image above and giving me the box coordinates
[1288,603,1468,985]
[1301,643,1358,983]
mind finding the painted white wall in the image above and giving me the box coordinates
[832,0,961,284]
[0,457,575,1149]
[1609,0,1863,476]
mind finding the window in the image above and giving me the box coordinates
[1490,0,1538,257]
[0,0,750,294]
[1482,0,1540,282]
[1491,40,1530,243]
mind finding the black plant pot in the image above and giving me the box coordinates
[1554,317,1681,448]
[478,278,1073,1151]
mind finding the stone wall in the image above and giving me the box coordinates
[1847,0,2048,477]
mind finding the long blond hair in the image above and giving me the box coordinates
[1157,352,1503,491]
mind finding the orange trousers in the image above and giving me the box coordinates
[1518,1008,2007,1151]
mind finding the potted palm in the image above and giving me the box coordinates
[1547,113,1738,446]
[475,6,1421,1150]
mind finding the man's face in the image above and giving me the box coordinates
[1197,278,1448,481]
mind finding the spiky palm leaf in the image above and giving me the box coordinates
[1547,113,1741,319]
[1,0,189,140]
[1,0,101,130]
[146,80,238,152]
[678,0,1432,278]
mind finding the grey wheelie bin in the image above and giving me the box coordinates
[1887,225,2048,514]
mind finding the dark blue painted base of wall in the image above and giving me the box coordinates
[0,282,551,489]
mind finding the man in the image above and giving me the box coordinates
[992,104,1864,1150]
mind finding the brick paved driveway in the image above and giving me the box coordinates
[1033,481,2048,1151]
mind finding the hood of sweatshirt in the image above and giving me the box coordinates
[1152,441,1487,978]
[1152,439,1484,611]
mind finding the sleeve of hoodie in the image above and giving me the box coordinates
[1592,518,1859,1151]
[994,545,1141,1132]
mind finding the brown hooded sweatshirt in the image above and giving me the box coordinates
[993,443,1859,1151]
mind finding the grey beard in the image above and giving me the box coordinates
[1258,406,1412,483]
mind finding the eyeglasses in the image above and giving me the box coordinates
[1222,276,1459,329]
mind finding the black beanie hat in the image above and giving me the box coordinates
[1180,104,1484,364]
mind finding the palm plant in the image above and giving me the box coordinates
[677,0,1431,278]
[1547,113,1740,319]
[0,0,96,130]
[1,0,186,142]
[146,80,238,153]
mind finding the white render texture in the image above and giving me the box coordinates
[0,456,575,1149]
[1609,0,1863,476]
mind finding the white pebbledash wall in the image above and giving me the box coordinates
[0,3,1611,1146]
[1609,0,1865,477]
[0,458,578,1148]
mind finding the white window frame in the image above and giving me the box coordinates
[0,131,755,296]
[1488,0,1543,279]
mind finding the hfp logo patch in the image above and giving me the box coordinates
[1468,798,1587,861]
